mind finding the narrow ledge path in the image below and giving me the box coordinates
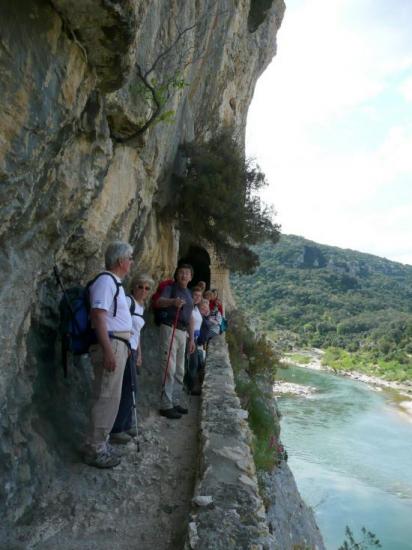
[11,399,200,550]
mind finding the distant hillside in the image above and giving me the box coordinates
[230,235,412,381]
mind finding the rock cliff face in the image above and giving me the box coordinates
[0,0,290,535]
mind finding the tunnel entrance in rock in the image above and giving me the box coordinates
[179,245,211,289]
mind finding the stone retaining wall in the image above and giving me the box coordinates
[186,335,276,549]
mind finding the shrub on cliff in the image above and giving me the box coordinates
[227,310,281,471]
[173,131,280,273]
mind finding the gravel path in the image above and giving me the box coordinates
[9,399,200,550]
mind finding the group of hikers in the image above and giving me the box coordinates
[78,241,225,469]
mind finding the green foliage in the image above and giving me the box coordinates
[289,353,311,365]
[128,73,188,132]
[322,347,412,382]
[174,132,280,273]
[338,526,382,550]
[227,311,281,472]
[226,310,279,382]
[244,334,281,379]
[237,379,279,471]
[253,432,277,471]
[231,235,412,380]
[248,0,273,32]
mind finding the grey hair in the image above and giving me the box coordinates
[130,272,154,291]
[104,241,133,269]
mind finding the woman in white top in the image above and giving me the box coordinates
[186,287,203,395]
[111,273,154,443]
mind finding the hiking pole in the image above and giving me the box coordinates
[53,265,73,378]
[185,344,192,407]
[130,356,140,453]
[161,307,180,394]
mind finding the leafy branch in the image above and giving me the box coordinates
[116,4,228,143]
[338,527,382,550]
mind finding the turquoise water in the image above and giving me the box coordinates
[276,366,412,550]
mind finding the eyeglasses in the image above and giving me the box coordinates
[137,285,151,290]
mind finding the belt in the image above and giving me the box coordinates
[161,321,188,332]
[109,331,131,350]
[110,331,131,339]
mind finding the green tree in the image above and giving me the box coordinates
[338,526,381,550]
[174,131,280,272]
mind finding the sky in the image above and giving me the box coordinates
[246,0,412,265]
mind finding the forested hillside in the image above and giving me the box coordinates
[231,235,412,381]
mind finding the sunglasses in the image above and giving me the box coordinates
[137,284,151,290]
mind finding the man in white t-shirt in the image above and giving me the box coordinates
[83,241,133,469]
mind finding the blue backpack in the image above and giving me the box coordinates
[55,268,122,377]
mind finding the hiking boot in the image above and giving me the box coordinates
[110,431,132,445]
[159,408,182,419]
[83,449,121,469]
[174,405,188,414]
[126,427,137,437]
[107,443,126,457]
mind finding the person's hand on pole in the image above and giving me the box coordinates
[174,297,185,309]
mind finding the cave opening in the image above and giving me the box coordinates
[178,245,211,289]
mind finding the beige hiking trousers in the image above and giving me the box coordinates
[87,338,129,451]
[160,323,187,410]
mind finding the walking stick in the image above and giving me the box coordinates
[130,355,140,453]
[53,265,75,378]
[161,307,180,393]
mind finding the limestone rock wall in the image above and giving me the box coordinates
[258,466,326,549]
[208,248,237,311]
[0,0,285,524]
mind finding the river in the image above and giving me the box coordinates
[275,365,412,550]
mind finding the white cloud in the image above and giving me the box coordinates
[256,125,412,265]
[251,0,410,132]
[400,77,412,102]
[247,0,412,265]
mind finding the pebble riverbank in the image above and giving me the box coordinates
[281,349,412,422]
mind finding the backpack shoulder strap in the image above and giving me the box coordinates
[127,294,136,316]
[128,295,145,318]
[87,271,123,317]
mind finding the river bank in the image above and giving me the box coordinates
[281,349,412,422]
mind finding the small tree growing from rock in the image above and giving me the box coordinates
[173,131,280,273]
